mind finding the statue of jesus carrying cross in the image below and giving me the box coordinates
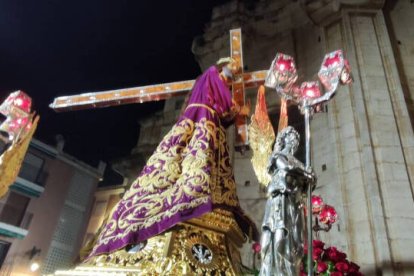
[50,29,268,273]
[85,56,256,260]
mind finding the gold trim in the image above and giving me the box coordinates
[90,116,240,255]
[60,212,245,275]
[185,103,216,117]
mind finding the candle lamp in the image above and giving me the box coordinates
[313,204,338,238]
[318,205,338,225]
[265,53,298,96]
[300,81,321,99]
[0,91,32,116]
[311,195,324,214]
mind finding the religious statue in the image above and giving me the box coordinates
[260,126,314,276]
[85,57,257,261]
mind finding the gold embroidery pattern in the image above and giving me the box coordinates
[91,117,240,255]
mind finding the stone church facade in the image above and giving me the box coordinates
[114,1,414,275]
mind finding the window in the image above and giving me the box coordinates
[18,152,47,186]
[0,240,10,268]
[0,191,30,227]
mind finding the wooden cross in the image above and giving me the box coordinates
[49,29,267,151]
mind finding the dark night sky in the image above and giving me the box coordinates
[0,0,229,170]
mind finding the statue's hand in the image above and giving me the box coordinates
[287,160,296,171]
[271,182,288,196]
[239,100,251,116]
[305,167,317,184]
[230,99,241,114]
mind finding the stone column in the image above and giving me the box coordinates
[307,1,414,274]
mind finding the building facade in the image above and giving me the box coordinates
[81,183,127,253]
[0,139,104,276]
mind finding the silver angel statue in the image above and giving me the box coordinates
[260,126,315,276]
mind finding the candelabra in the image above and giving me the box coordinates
[265,50,352,276]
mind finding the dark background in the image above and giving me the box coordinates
[0,0,229,174]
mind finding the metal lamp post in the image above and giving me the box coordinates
[264,50,352,276]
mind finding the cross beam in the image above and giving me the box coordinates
[48,71,266,111]
[49,29,267,149]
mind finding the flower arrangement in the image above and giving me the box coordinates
[301,195,363,275]
[300,240,363,276]
[248,195,363,275]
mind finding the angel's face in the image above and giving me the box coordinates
[284,132,299,154]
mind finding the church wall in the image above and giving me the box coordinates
[312,17,380,271]
[308,3,414,274]
[387,0,414,124]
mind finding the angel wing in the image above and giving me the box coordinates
[248,85,275,187]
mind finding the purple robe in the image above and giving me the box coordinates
[88,66,256,258]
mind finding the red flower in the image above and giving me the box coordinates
[313,247,324,260]
[325,247,346,262]
[313,239,325,249]
[330,272,343,276]
[349,261,360,272]
[252,242,261,254]
[316,261,328,273]
[335,261,350,272]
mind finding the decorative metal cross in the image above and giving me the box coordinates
[49,28,267,151]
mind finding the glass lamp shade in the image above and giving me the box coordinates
[318,205,338,225]
[265,53,298,96]
[0,91,32,117]
[300,81,321,99]
[311,195,324,214]
[318,50,346,93]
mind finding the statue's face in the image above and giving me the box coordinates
[284,132,299,153]
[222,61,239,79]
[228,61,239,75]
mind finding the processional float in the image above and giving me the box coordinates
[0,91,39,198]
[49,27,354,275]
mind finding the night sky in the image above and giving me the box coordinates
[0,0,229,170]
